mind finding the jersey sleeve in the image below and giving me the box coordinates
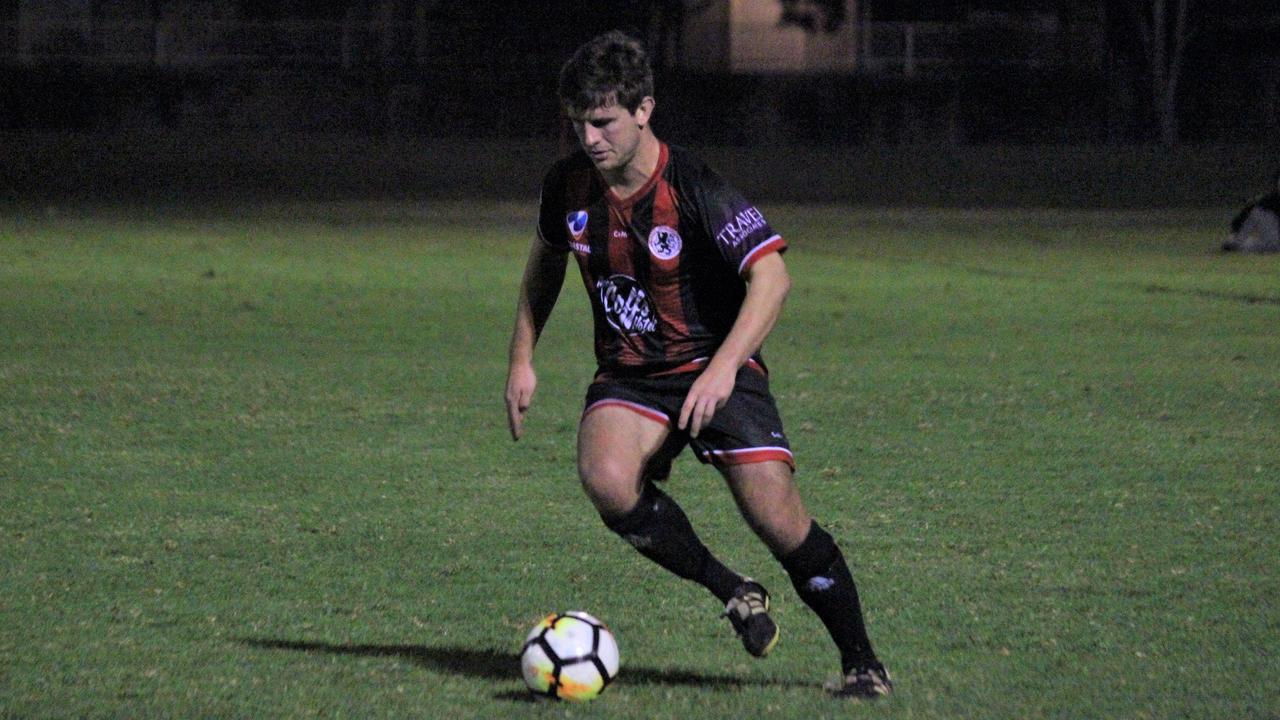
[536,163,569,251]
[691,165,786,276]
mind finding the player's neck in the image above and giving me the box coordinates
[601,132,661,199]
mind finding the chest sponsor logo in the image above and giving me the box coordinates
[647,225,682,260]
[715,206,767,248]
[566,210,589,241]
[596,274,657,335]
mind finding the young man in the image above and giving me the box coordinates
[504,31,891,698]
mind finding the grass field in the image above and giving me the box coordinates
[2,202,1277,719]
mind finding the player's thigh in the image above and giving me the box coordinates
[577,405,670,514]
[721,460,812,556]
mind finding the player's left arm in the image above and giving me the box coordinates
[678,251,790,437]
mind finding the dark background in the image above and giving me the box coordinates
[2,1,1277,207]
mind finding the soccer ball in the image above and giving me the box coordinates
[520,611,620,701]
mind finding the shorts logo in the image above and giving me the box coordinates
[648,226,682,260]
[596,274,657,335]
[566,210,589,241]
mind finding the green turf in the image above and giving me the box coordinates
[1,203,1276,719]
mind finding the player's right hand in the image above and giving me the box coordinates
[679,362,735,438]
[505,364,537,441]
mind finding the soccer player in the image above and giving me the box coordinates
[504,30,891,698]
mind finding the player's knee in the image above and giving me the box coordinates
[737,497,811,557]
[577,457,644,518]
[728,467,811,555]
[746,509,811,557]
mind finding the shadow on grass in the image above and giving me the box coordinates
[240,637,819,697]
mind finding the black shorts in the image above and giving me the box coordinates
[583,361,794,477]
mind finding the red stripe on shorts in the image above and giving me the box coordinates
[583,399,670,426]
[700,446,795,469]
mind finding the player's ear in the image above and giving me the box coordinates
[634,96,655,129]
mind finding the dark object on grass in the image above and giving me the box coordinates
[1223,170,1280,253]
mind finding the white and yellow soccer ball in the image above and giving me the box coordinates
[520,611,620,701]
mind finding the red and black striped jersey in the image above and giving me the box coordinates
[537,142,787,375]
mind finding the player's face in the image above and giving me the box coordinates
[568,98,653,174]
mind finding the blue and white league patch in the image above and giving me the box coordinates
[566,210,589,241]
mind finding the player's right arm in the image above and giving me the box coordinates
[506,236,568,441]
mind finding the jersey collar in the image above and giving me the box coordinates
[604,141,669,210]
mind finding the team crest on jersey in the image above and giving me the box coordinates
[648,226,682,260]
[596,274,657,335]
[566,210,589,241]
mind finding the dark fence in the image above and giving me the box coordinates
[2,130,1273,209]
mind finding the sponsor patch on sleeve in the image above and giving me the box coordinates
[714,206,768,248]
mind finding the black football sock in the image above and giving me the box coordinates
[602,483,744,603]
[779,521,879,673]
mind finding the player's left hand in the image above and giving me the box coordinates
[679,365,735,438]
